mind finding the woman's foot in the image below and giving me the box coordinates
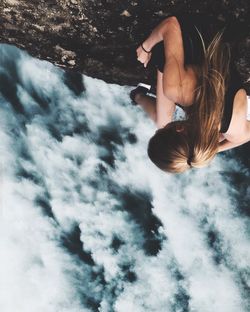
[130,83,152,105]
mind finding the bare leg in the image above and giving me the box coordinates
[134,93,156,122]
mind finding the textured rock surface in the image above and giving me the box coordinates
[0,0,249,86]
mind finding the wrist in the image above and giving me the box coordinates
[142,40,153,53]
[143,32,162,52]
[141,43,151,53]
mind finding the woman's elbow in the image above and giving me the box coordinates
[161,16,178,35]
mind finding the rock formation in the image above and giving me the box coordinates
[0,0,249,87]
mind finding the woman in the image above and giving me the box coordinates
[131,14,250,173]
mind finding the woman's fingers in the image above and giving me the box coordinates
[136,46,151,67]
[142,55,152,68]
[136,46,144,61]
[146,53,152,67]
[136,46,147,62]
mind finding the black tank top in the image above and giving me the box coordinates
[150,13,247,134]
[220,65,243,133]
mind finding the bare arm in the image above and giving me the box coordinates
[136,16,179,68]
[142,17,176,52]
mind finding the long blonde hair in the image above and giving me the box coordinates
[148,30,231,173]
[190,30,230,167]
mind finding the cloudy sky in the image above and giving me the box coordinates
[0,44,249,312]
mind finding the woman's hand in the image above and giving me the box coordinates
[136,45,152,68]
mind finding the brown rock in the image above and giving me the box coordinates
[0,0,249,88]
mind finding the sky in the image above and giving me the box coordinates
[0,44,249,312]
